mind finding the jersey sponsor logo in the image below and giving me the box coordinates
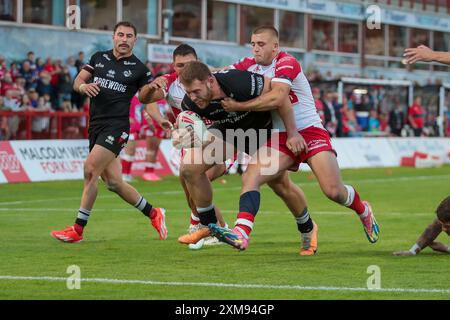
[146,71,152,77]
[123,70,132,78]
[250,74,256,96]
[212,70,230,75]
[124,61,137,66]
[248,72,264,96]
[103,54,111,61]
[256,76,264,96]
[95,63,105,68]
[107,70,116,78]
[93,77,127,93]
[212,110,252,125]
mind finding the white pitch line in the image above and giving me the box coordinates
[0,275,449,295]
[0,174,448,207]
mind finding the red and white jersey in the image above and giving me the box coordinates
[232,52,323,131]
[129,95,145,125]
[162,72,186,119]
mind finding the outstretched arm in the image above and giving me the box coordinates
[394,219,444,256]
[404,45,450,65]
[144,102,173,132]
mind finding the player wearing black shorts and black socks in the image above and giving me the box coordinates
[51,22,167,243]
[85,48,149,155]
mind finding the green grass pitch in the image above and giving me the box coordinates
[0,166,449,300]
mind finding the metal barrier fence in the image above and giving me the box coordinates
[0,111,89,140]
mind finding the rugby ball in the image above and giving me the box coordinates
[175,111,208,147]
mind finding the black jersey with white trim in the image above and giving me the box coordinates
[83,50,152,124]
[181,70,272,130]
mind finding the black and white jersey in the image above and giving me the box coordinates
[83,50,152,124]
[181,70,272,131]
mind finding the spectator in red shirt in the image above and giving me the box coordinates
[408,96,425,137]
[379,112,388,133]
[53,59,63,86]
[43,58,61,88]
[1,73,20,97]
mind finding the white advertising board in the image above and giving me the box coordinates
[9,140,89,182]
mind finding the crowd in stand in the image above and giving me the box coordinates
[0,52,448,140]
[0,51,88,140]
[0,51,174,140]
[313,88,445,138]
[306,67,448,138]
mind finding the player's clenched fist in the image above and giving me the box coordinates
[221,97,244,112]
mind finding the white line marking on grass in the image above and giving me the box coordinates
[0,174,448,207]
[0,275,449,295]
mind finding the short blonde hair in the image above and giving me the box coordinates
[179,61,211,86]
[252,26,279,39]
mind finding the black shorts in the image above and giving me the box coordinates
[88,120,130,156]
[208,122,272,156]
